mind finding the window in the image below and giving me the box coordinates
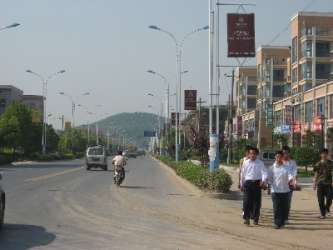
[273,85,284,98]
[316,97,325,116]
[247,98,256,109]
[292,37,298,64]
[305,101,313,122]
[294,104,301,122]
[292,68,297,83]
[273,69,285,82]
[247,85,257,96]
[303,82,312,92]
[274,110,283,127]
[316,42,330,57]
[316,63,331,80]
[302,41,312,57]
[301,63,312,80]
[330,95,333,119]
[284,84,291,96]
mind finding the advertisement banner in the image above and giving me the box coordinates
[171,112,179,126]
[184,90,197,110]
[284,105,293,125]
[227,13,255,58]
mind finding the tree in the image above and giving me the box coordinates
[58,128,87,154]
[0,102,36,154]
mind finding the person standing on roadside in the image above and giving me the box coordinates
[267,151,295,229]
[238,145,252,189]
[240,147,267,226]
[313,148,333,219]
[282,145,298,223]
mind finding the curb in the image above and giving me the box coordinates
[152,157,203,197]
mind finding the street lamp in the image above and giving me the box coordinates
[26,69,66,154]
[149,24,208,162]
[58,92,76,127]
[0,23,20,31]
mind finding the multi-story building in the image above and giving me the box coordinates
[0,85,23,114]
[273,12,333,149]
[256,45,291,148]
[233,66,257,139]
[22,95,44,122]
[235,66,257,115]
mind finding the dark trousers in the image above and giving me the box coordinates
[243,180,262,221]
[317,183,332,216]
[286,191,293,220]
[272,192,289,227]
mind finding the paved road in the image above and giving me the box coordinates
[1,157,333,250]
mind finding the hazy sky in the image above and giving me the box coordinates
[0,0,332,129]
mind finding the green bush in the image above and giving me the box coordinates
[291,147,319,167]
[158,157,232,192]
[0,153,13,165]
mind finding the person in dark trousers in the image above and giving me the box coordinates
[268,151,295,229]
[240,147,267,226]
[313,148,333,219]
[282,145,298,223]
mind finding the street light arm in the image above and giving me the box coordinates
[179,25,209,49]
[47,70,66,81]
[26,70,45,83]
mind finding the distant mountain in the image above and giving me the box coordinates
[91,112,159,148]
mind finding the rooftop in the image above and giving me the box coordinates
[291,11,333,21]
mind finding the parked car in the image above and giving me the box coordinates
[86,146,108,171]
[259,150,276,167]
[0,173,5,229]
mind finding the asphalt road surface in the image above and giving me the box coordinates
[1,156,333,250]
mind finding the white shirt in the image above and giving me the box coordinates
[112,155,126,167]
[240,158,267,187]
[268,162,294,193]
[284,159,298,178]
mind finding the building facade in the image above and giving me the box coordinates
[0,85,23,114]
[22,95,44,122]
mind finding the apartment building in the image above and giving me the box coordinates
[0,85,23,114]
[273,12,333,148]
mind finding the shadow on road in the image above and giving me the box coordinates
[120,185,153,190]
[210,190,243,201]
[0,224,56,250]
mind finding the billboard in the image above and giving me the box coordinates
[227,13,255,58]
[171,112,180,126]
[144,131,156,137]
[184,90,197,110]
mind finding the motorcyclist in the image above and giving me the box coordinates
[112,150,126,184]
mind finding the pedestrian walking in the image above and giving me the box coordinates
[282,145,298,223]
[240,147,267,226]
[267,151,295,229]
[313,148,333,219]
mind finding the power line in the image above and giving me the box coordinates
[267,0,317,45]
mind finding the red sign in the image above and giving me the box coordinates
[171,112,179,126]
[184,90,197,110]
[227,13,255,58]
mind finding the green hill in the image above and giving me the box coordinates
[91,112,159,148]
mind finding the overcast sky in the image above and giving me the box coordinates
[0,0,332,129]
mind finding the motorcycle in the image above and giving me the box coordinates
[114,166,125,186]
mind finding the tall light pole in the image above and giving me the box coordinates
[58,92,76,127]
[26,69,66,154]
[147,94,163,156]
[149,24,208,162]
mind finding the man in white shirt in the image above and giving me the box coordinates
[268,151,295,229]
[282,146,298,223]
[240,147,267,226]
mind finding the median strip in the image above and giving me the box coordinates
[24,167,84,182]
